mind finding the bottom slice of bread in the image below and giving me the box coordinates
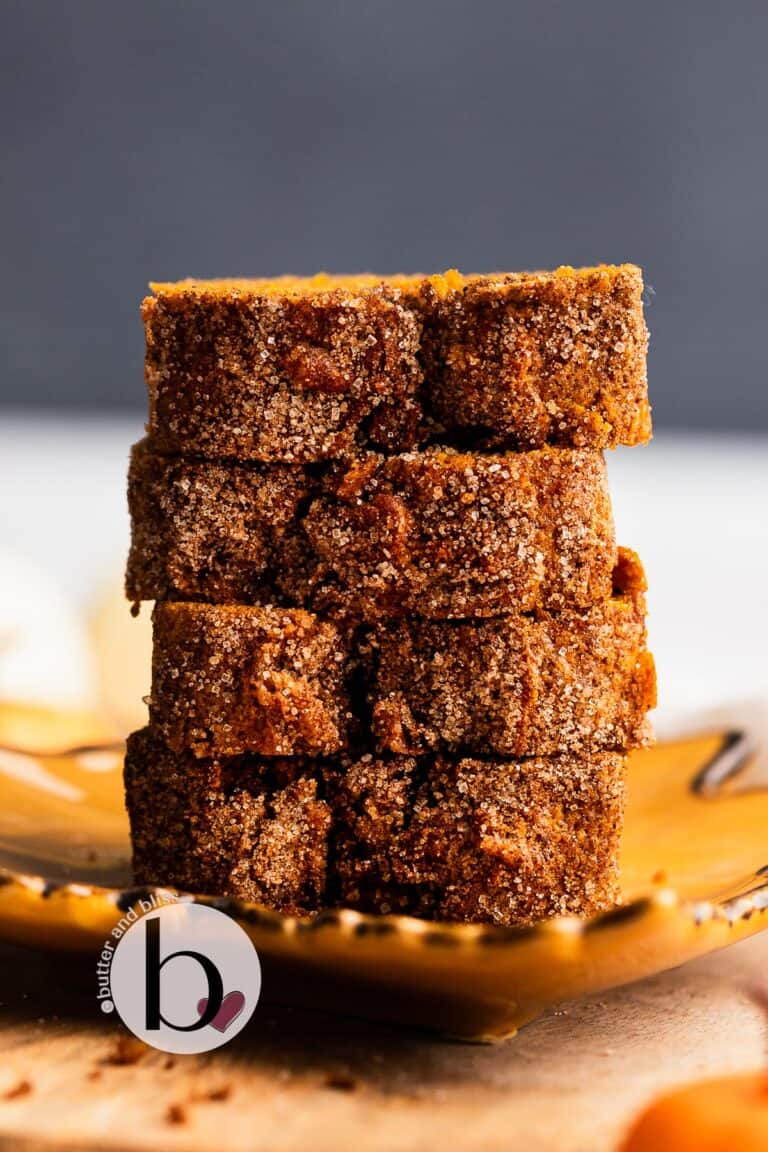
[125,728,625,926]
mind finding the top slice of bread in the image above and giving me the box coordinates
[143,264,650,461]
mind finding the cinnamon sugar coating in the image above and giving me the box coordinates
[125,444,616,619]
[414,264,650,449]
[143,265,650,461]
[303,447,616,618]
[124,728,624,925]
[129,264,653,926]
[327,751,625,924]
[143,283,422,463]
[126,440,313,604]
[125,727,330,915]
[150,603,351,758]
[368,551,656,756]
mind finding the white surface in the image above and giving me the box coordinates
[0,553,96,707]
[0,415,767,724]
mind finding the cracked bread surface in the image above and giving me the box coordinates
[327,750,626,925]
[367,549,655,756]
[125,727,330,916]
[143,265,650,461]
[126,440,314,605]
[415,264,650,448]
[124,730,624,925]
[303,446,616,619]
[127,263,652,929]
[150,603,352,759]
[144,280,422,463]
[125,444,616,619]
[144,551,652,763]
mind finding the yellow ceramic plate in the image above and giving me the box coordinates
[0,700,766,1041]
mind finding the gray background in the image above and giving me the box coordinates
[2,0,767,430]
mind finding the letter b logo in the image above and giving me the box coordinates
[109,902,261,1053]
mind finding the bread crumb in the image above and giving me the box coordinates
[324,1071,357,1092]
[105,1035,148,1065]
[2,1079,32,1100]
[191,1084,233,1103]
[166,1102,188,1125]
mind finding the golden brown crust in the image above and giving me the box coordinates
[124,728,330,915]
[125,440,314,604]
[144,552,652,764]
[326,751,625,925]
[303,447,616,618]
[415,264,651,449]
[143,286,422,463]
[129,264,652,927]
[150,603,352,758]
[125,444,617,619]
[124,729,624,924]
[143,265,650,461]
[367,583,656,756]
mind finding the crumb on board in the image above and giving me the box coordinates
[324,1071,358,1092]
[104,1034,148,1065]
[2,1079,32,1101]
[190,1084,233,1103]
[166,1102,188,1125]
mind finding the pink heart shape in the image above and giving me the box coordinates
[197,990,245,1033]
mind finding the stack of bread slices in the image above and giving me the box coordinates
[125,266,656,925]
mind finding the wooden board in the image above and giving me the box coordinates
[0,930,765,1152]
